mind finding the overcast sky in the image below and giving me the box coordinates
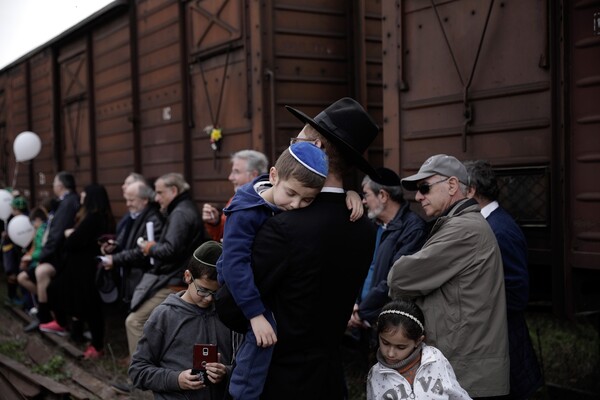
[0,0,115,70]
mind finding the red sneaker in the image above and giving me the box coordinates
[39,320,68,336]
[83,345,104,360]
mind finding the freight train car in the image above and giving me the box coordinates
[0,0,383,217]
[0,0,598,317]
[381,0,600,316]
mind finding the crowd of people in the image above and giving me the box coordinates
[0,97,542,400]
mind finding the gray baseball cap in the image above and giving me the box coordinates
[401,154,468,191]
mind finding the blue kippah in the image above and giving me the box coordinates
[289,142,328,178]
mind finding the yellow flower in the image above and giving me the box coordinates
[210,128,222,142]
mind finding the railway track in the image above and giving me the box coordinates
[0,306,130,399]
[0,352,88,399]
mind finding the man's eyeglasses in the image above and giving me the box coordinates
[416,177,449,195]
[290,137,318,146]
[189,273,217,298]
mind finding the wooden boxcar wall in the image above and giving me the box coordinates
[565,0,600,315]
[0,0,382,215]
[186,0,257,206]
[178,0,383,202]
[186,0,384,198]
[93,12,135,219]
[382,0,600,316]
[267,0,383,168]
[1,0,597,315]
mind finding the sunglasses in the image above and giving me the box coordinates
[189,272,217,298]
[416,177,449,195]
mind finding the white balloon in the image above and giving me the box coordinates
[13,131,42,162]
[7,214,35,248]
[0,189,14,221]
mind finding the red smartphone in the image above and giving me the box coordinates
[192,344,217,378]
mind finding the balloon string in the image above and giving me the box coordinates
[11,162,19,189]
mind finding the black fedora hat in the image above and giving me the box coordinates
[372,167,401,187]
[285,97,379,178]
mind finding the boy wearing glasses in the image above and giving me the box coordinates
[129,241,239,400]
[387,154,510,398]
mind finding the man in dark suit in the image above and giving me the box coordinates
[24,171,79,333]
[465,160,543,399]
[101,181,164,308]
[250,98,379,399]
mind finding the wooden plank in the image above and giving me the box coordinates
[9,307,85,359]
[0,366,38,398]
[70,366,120,400]
[0,353,70,395]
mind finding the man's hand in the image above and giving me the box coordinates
[19,254,32,271]
[202,204,220,225]
[250,314,277,348]
[100,255,114,270]
[204,354,228,384]
[177,369,207,390]
[100,240,117,255]
[137,238,156,256]
[348,303,368,328]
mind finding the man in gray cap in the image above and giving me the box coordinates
[387,154,510,399]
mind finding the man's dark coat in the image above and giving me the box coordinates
[252,191,376,399]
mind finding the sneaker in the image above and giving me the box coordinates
[28,307,38,317]
[24,319,40,333]
[83,345,104,360]
[111,381,132,394]
[39,320,68,336]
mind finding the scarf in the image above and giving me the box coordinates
[377,342,423,385]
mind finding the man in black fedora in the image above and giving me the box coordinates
[248,98,379,399]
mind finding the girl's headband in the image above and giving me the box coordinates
[379,310,424,332]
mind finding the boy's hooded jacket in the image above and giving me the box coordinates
[129,292,239,400]
[216,175,279,324]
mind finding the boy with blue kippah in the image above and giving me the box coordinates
[216,142,358,399]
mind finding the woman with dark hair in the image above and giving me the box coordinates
[42,183,116,359]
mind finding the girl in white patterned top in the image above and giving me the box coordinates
[367,300,472,400]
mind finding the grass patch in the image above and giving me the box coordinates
[527,311,600,395]
[31,355,71,382]
[0,338,26,363]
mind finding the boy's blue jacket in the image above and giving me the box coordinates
[216,174,280,321]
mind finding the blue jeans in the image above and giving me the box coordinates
[228,311,276,400]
